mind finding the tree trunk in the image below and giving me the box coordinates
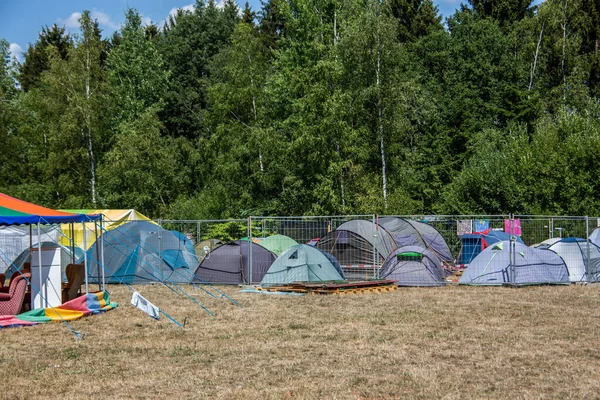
[529,23,544,91]
[562,0,568,101]
[376,34,388,210]
[85,40,96,206]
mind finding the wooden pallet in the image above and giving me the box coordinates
[254,280,398,295]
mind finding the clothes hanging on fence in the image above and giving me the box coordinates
[457,220,472,236]
[475,219,490,232]
[504,219,522,236]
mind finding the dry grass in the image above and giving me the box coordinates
[1,284,599,399]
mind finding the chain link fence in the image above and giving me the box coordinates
[1,214,599,287]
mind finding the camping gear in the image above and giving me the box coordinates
[316,220,397,267]
[380,246,446,287]
[258,234,299,256]
[459,241,570,285]
[86,221,199,284]
[457,229,524,268]
[261,244,345,286]
[378,217,453,263]
[194,240,276,284]
[540,237,600,282]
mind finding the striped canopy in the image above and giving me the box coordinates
[0,192,100,226]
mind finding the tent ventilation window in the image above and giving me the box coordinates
[397,252,423,262]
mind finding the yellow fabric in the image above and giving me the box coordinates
[59,209,154,250]
[44,308,85,321]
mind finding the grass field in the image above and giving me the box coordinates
[1,284,599,399]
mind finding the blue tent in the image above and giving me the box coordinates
[457,229,524,267]
[86,221,199,284]
[458,241,570,286]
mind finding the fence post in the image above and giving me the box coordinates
[248,216,253,285]
[373,214,378,279]
[585,216,591,282]
[509,213,516,286]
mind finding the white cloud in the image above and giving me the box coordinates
[90,10,119,30]
[57,12,82,29]
[57,9,118,31]
[9,43,23,63]
[141,16,153,26]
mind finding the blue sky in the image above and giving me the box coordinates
[1,0,464,63]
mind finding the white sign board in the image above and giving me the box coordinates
[30,246,62,309]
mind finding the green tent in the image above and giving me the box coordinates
[258,234,299,256]
[261,244,345,286]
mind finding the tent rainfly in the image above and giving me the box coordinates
[316,220,397,267]
[378,217,453,263]
[261,244,345,286]
[258,234,299,256]
[194,240,276,284]
[380,246,446,287]
[539,237,600,282]
[458,241,570,286]
[457,229,524,267]
[86,221,199,284]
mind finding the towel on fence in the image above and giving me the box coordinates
[475,219,490,232]
[131,291,160,320]
[504,219,522,236]
[457,220,472,236]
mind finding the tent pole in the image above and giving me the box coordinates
[29,225,33,267]
[83,221,89,294]
[249,216,253,284]
[37,222,43,308]
[100,219,105,291]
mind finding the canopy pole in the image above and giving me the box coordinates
[94,220,101,291]
[37,222,43,308]
[29,225,33,268]
[100,219,105,291]
[83,221,89,294]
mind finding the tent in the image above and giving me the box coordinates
[458,241,570,286]
[316,220,397,266]
[86,221,199,284]
[380,246,446,287]
[194,240,276,284]
[378,217,453,263]
[457,229,524,267]
[540,238,600,282]
[258,234,299,256]
[59,209,154,250]
[261,244,345,286]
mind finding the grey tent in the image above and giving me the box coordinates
[194,240,276,284]
[459,241,570,286]
[316,220,397,266]
[380,246,446,287]
[87,221,199,284]
[379,217,453,263]
[261,244,345,286]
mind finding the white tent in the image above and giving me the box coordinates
[542,238,600,282]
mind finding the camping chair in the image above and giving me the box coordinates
[62,263,85,303]
[0,272,31,315]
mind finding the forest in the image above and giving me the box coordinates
[0,0,599,219]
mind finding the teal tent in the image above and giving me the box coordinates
[261,244,345,286]
[258,234,298,256]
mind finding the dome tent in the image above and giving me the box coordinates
[542,237,600,282]
[193,240,276,284]
[316,220,397,267]
[87,221,199,284]
[261,244,345,286]
[459,241,570,286]
[378,217,453,263]
[380,246,446,287]
[258,234,298,256]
